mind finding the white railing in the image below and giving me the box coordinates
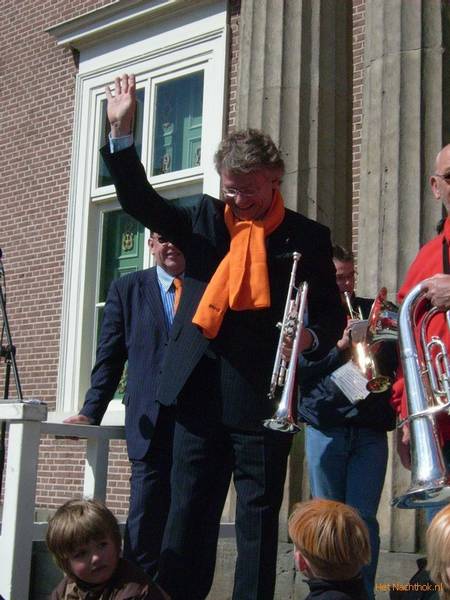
[0,402,126,600]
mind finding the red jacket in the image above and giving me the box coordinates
[391,217,450,442]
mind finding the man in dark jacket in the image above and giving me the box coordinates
[100,73,345,600]
[299,245,397,600]
[64,233,185,577]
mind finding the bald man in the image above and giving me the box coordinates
[392,144,450,511]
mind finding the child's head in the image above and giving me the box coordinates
[46,498,121,585]
[288,498,370,580]
[427,503,450,597]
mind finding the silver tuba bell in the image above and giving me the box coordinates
[392,281,450,509]
[263,252,308,434]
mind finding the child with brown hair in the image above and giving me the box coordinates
[288,498,371,599]
[46,498,169,599]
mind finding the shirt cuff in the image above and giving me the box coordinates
[109,132,134,153]
[302,328,319,354]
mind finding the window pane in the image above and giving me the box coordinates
[97,88,145,187]
[152,71,204,176]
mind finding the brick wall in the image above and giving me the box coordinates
[227,0,241,132]
[1,0,131,517]
[352,0,365,256]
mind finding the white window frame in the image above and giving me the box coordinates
[54,1,227,421]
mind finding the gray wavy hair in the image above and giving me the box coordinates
[214,129,285,175]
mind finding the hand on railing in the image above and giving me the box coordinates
[61,414,95,440]
[63,414,95,425]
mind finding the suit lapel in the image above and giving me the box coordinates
[140,268,168,335]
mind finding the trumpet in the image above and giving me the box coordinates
[392,282,450,509]
[344,291,363,320]
[264,252,308,434]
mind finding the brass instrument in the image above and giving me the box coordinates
[344,291,363,320]
[392,282,450,509]
[346,288,398,393]
[264,252,307,434]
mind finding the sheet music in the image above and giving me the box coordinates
[330,360,370,405]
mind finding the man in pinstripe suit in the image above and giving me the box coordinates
[64,232,185,579]
[101,73,345,600]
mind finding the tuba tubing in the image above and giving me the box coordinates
[392,281,450,509]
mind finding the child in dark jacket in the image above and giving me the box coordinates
[288,498,370,599]
[46,498,169,600]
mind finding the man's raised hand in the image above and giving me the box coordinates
[105,73,136,138]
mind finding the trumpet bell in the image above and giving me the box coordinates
[367,287,398,343]
[263,416,301,434]
[366,375,392,393]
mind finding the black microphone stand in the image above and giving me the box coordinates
[0,249,23,494]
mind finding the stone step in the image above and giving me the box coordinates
[30,539,422,599]
[208,540,422,599]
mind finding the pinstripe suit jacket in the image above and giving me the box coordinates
[80,267,169,459]
[101,144,346,431]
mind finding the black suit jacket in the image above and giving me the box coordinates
[101,144,346,430]
[81,267,169,460]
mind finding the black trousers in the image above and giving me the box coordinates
[156,414,292,600]
[123,406,174,576]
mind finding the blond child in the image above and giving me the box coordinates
[426,503,450,599]
[288,498,370,600]
[389,504,450,600]
[46,499,169,599]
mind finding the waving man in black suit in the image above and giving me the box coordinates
[100,73,345,600]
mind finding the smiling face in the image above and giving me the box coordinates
[149,233,185,276]
[67,536,119,585]
[221,168,281,221]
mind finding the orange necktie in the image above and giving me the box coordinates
[173,277,183,314]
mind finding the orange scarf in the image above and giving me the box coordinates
[192,191,285,339]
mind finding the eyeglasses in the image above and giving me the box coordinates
[222,188,259,200]
[434,173,450,184]
[152,235,169,244]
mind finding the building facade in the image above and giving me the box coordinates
[2,0,450,586]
